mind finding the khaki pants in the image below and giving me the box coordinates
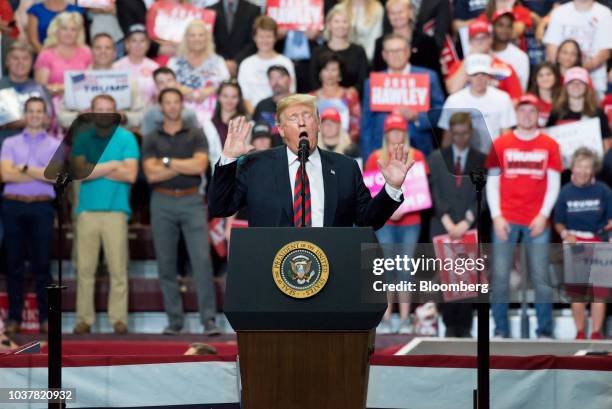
[75,212,128,326]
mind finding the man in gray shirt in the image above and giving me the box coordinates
[142,87,220,336]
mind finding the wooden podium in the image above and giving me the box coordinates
[225,228,385,409]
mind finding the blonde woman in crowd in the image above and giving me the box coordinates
[337,0,383,62]
[33,11,91,96]
[168,19,230,122]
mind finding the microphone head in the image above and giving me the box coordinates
[298,138,309,149]
[298,137,310,160]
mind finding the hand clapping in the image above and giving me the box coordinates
[223,116,253,159]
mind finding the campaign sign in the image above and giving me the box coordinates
[147,2,216,43]
[363,161,432,217]
[544,118,603,169]
[64,70,132,111]
[266,0,324,31]
[433,230,484,302]
[369,73,430,112]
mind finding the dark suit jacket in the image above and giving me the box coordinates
[208,0,260,60]
[427,146,486,237]
[208,146,401,230]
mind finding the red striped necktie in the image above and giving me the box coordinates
[293,162,312,227]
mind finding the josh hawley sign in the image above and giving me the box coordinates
[369,73,430,112]
[266,0,323,31]
[64,70,131,111]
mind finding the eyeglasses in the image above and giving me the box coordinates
[285,111,315,124]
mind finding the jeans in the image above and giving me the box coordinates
[491,224,553,337]
[376,224,420,282]
[151,192,216,330]
[3,200,54,324]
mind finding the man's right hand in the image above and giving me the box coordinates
[223,116,253,159]
[493,216,510,242]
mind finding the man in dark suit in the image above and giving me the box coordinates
[209,94,413,229]
[207,0,261,76]
[427,111,486,338]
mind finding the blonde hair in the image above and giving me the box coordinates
[318,126,353,154]
[177,19,215,58]
[379,129,411,163]
[570,147,601,173]
[339,0,382,26]
[276,94,319,123]
[43,12,86,49]
[324,5,350,41]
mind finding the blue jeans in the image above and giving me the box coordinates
[376,224,420,282]
[491,224,553,337]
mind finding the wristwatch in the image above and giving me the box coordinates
[21,164,29,173]
[162,157,171,168]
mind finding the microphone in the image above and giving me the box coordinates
[298,133,310,161]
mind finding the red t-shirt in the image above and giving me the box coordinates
[447,56,522,102]
[535,97,552,128]
[601,94,612,129]
[485,131,562,225]
[364,148,428,226]
[0,0,19,39]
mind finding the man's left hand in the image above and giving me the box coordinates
[377,144,414,190]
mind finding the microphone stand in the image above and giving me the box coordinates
[298,139,309,228]
[469,169,488,409]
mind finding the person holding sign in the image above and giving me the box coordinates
[0,97,59,335]
[547,67,611,150]
[360,33,444,160]
[486,94,562,338]
[554,147,612,340]
[364,113,429,334]
[428,112,486,338]
[58,33,144,130]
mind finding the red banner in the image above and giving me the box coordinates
[147,2,216,43]
[432,230,487,302]
[0,292,39,333]
[208,217,227,258]
[266,0,324,31]
[369,73,430,113]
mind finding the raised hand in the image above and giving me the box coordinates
[223,116,253,159]
[377,144,414,190]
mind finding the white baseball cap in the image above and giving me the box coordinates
[465,54,493,76]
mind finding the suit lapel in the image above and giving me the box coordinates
[320,149,337,226]
[273,147,294,225]
[441,147,454,175]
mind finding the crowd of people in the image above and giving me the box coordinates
[0,0,611,340]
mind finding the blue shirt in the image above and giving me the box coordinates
[453,0,487,20]
[554,182,612,233]
[27,3,84,44]
[72,127,139,216]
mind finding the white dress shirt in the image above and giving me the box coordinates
[219,147,403,227]
[287,147,325,227]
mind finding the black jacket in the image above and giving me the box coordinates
[209,146,401,229]
[208,0,261,60]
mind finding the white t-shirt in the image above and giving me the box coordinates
[543,1,612,98]
[113,57,160,105]
[494,43,530,92]
[438,86,517,154]
[237,54,296,107]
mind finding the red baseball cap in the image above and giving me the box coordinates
[517,93,540,109]
[469,20,492,38]
[491,9,515,23]
[320,108,341,123]
[384,113,407,133]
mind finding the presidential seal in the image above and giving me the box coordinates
[272,241,330,299]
